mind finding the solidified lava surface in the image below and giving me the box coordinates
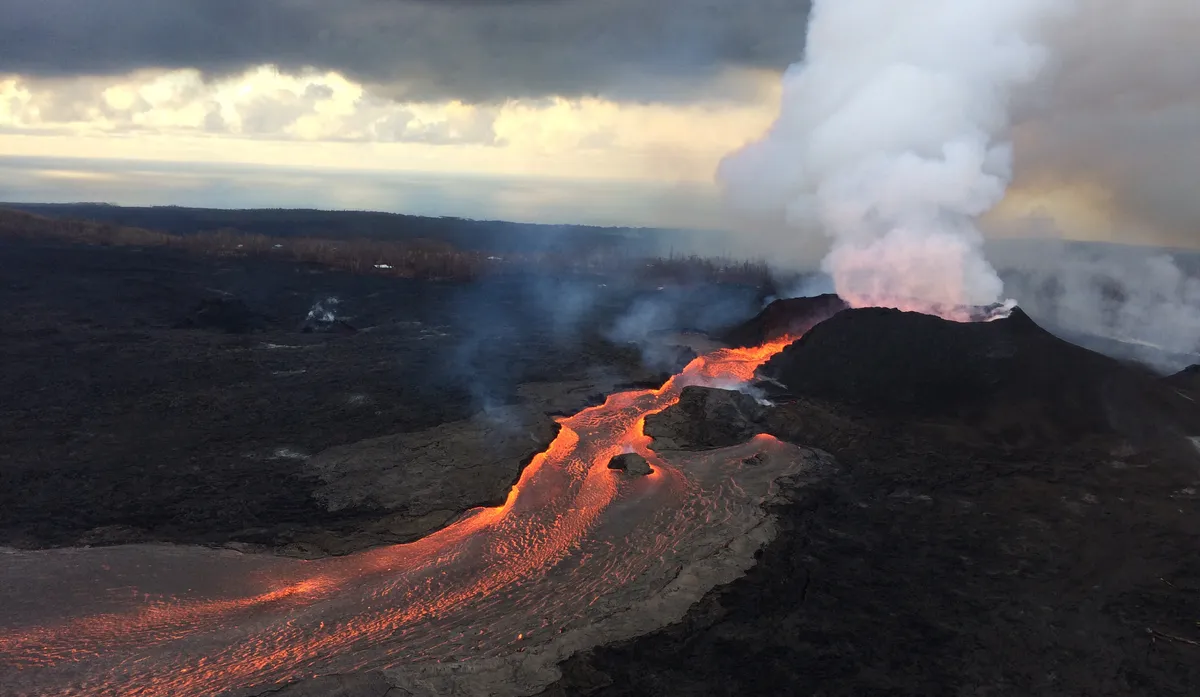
[762,306,1200,448]
[0,336,815,697]
[0,238,763,555]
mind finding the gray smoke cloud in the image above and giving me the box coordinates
[717,0,1072,318]
[1009,0,1200,250]
[988,237,1200,373]
[983,0,1200,370]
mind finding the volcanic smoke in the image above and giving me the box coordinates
[719,0,1071,317]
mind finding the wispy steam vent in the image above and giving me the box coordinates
[301,296,357,334]
[306,296,340,325]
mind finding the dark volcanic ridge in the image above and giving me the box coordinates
[719,294,1014,349]
[1167,363,1200,395]
[721,295,1200,452]
[719,293,849,348]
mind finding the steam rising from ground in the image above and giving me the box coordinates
[718,0,1070,316]
[991,239,1200,371]
[445,274,762,410]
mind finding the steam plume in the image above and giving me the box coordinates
[718,0,1070,317]
[991,239,1200,372]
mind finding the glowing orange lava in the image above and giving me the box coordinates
[0,336,799,697]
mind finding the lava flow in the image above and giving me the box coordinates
[0,336,804,697]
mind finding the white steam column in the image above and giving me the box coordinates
[719,0,1072,318]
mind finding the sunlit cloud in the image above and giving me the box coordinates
[0,65,780,185]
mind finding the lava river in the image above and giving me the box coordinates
[0,337,818,697]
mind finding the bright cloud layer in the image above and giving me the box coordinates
[0,66,779,183]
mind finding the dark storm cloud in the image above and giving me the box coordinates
[0,0,812,102]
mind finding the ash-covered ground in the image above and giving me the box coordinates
[0,237,762,556]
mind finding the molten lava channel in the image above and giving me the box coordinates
[0,336,814,697]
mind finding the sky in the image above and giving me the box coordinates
[0,0,1197,252]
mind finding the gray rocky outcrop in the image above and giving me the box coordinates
[607,453,653,476]
[644,386,768,450]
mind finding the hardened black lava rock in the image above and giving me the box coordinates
[643,386,768,451]
[761,306,1200,447]
[175,296,273,333]
[1167,364,1200,394]
[606,453,653,476]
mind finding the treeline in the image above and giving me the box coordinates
[0,208,772,286]
[0,202,677,257]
